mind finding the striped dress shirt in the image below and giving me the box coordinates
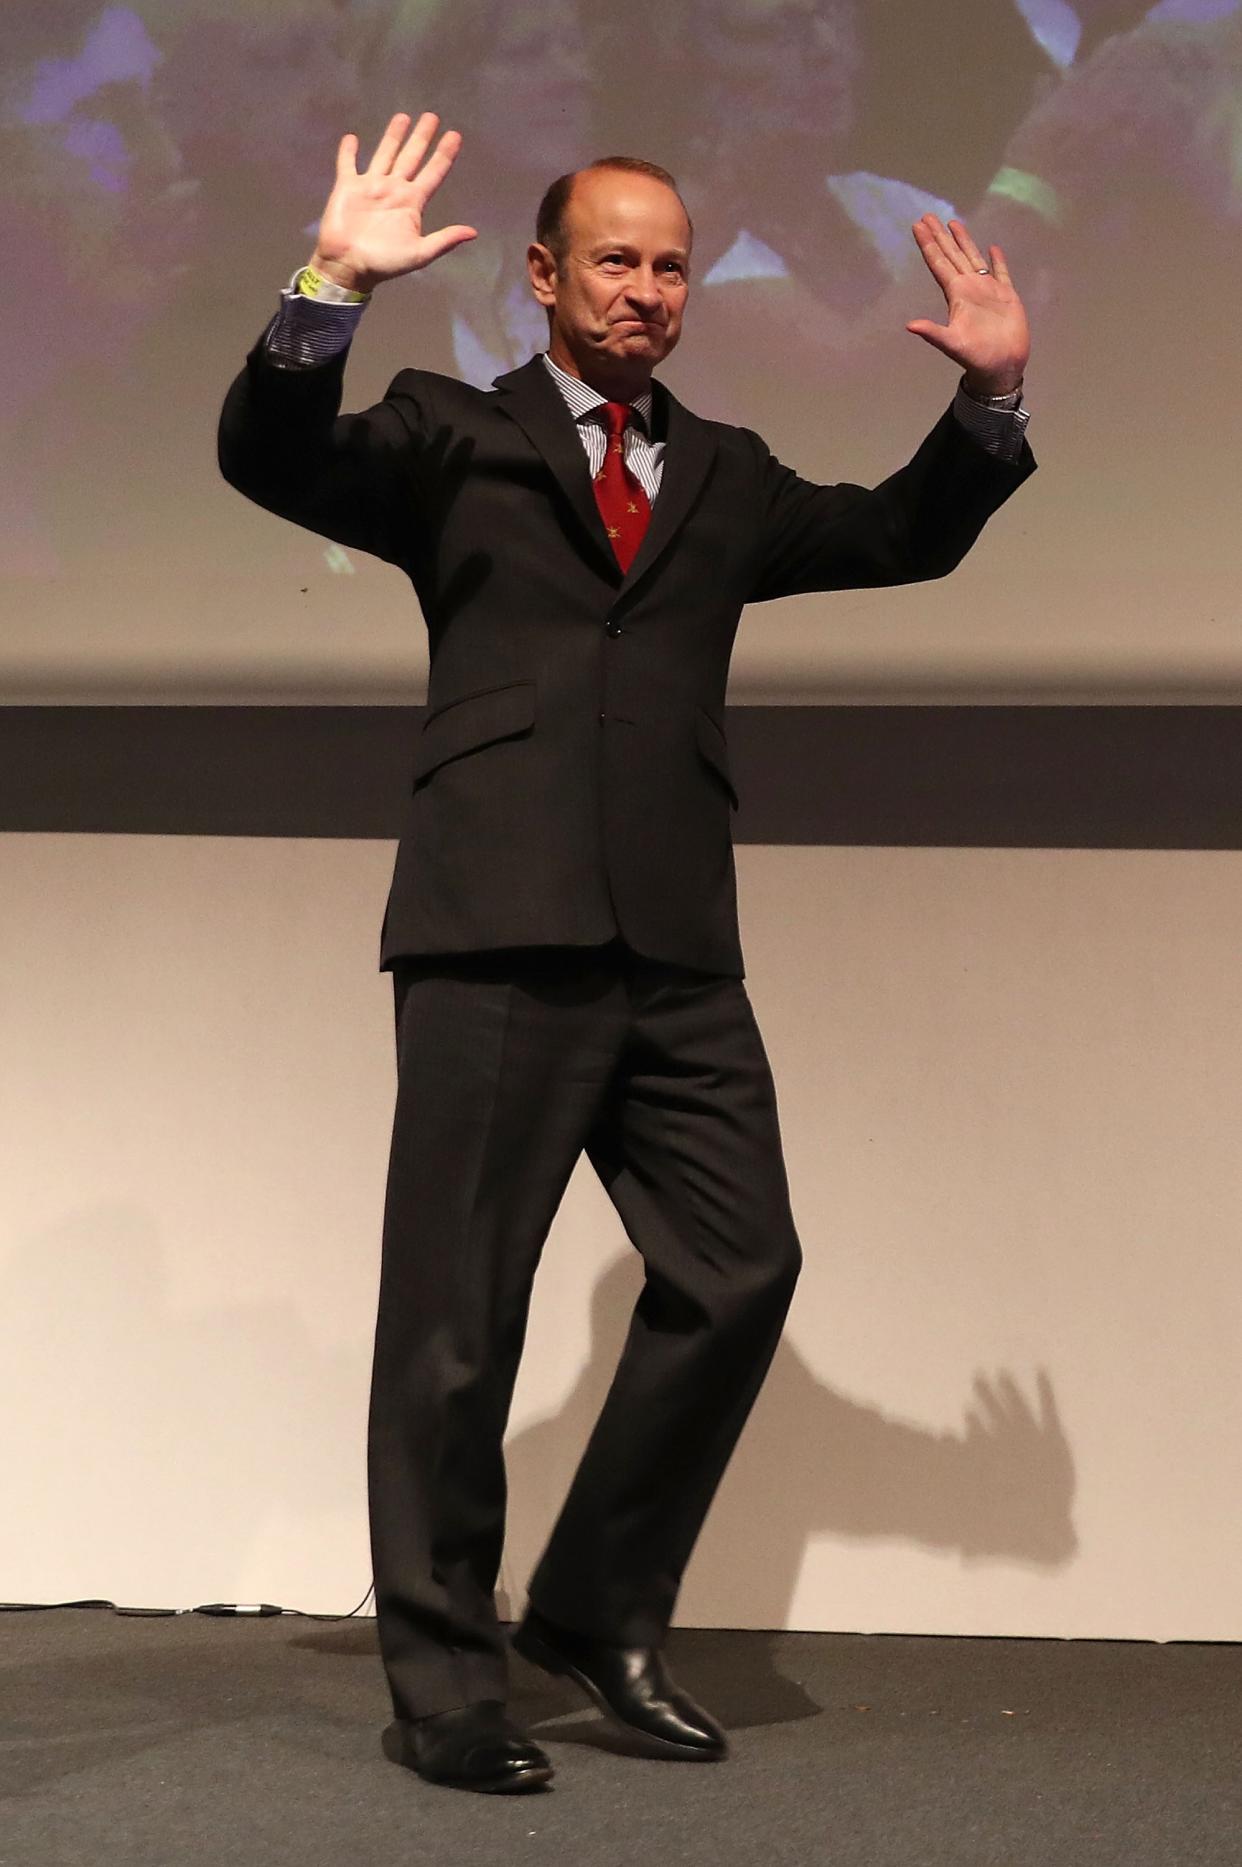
[265,272,1029,472]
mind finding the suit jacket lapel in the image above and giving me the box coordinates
[619,383,717,597]
[493,359,719,596]
[493,357,620,582]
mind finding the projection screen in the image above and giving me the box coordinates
[3,0,1240,702]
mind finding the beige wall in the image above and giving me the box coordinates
[3,833,1240,1636]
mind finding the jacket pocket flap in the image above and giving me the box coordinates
[695,709,738,810]
[413,681,536,785]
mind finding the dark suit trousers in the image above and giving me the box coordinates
[368,942,803,1721]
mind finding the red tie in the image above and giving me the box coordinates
[592,401,651,573]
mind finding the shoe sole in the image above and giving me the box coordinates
[382,1723,554,1793]
[511,1625,727,1762]
[434,1764,554,1794]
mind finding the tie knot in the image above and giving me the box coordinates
[602,400,634,439]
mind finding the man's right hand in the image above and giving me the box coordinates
[309,111,477,296]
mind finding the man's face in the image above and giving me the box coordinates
[530,168,691,380]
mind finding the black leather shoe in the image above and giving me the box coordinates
[511,1610,727,1761]
[382,1701,554,1793]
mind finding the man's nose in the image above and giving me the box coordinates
[625,268,663,309]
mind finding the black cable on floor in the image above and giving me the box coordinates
[0,1583,376,1621]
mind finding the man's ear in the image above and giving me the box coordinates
[527,241,558,308]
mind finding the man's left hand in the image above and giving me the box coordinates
[906,215,1030,398]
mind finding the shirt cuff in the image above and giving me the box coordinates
[264,267,370,370]
[951,379,1030,464]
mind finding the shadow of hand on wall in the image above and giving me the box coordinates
[502,1255,1078,1650]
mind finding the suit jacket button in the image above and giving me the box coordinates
[605,621,622,637]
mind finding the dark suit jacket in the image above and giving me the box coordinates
[218,342,1035,976]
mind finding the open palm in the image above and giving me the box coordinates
[907,215,1030,396]
[312,111,477,294]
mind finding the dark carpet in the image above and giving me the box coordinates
[1,1613,1237,1866]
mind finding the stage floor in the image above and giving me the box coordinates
[1,1613,1238,1865]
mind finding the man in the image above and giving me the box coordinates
[218,111,1035,1795]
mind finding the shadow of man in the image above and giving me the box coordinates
[501,1253,1077,1732]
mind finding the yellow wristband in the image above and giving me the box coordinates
[297,264,369,304]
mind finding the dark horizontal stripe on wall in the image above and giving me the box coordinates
[2,706,1241,849]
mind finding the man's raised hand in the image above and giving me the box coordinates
[309,112,477,295]
[906,215,1030,399]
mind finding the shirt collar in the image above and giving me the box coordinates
[541,352,653,434]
